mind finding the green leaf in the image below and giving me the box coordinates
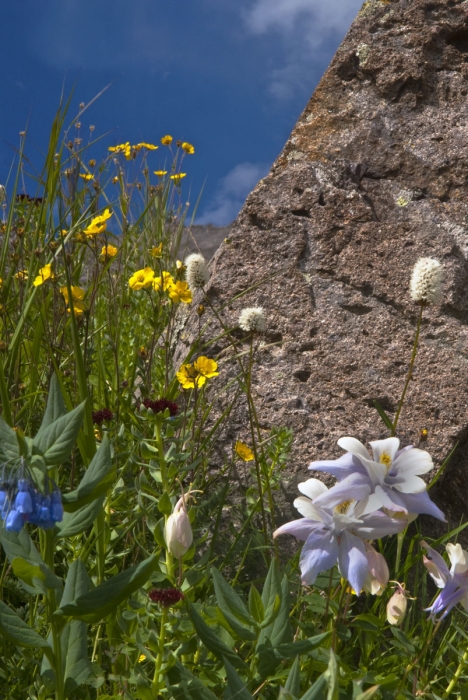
[223,658,254,700]
[248,585,264,623]
[212,567,256,627]
[62,436,115,512]
[56,496,105,538]
[0,529,61,595]
[0,414,20,463]
[257,574,292,649]
[55,554,157,623]
[186,602,248,672]
[284,657,301,698]
[64,620,93,695]
[140,441,159,460]
[355,686,380,700]
[167,659,219,700]
[215,608,257,642]
[33,400,85,466]
[0,599,51,649]
[373,400,394,432]
[157,490,173,515]
[275,633,331,659]
[300,675,327,700]
[61,558,93,607]
[324,650,338,700]
[36,374,67,438]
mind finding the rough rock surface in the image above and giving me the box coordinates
[175,0,468,536]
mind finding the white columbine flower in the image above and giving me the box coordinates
[410,257,443,305]
[238,307,266,332]
[165,493,193,558]
[185,253,210,289]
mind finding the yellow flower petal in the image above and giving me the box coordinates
[161,135,173,145]
[129,267,155,290]
[181,142,195,155]
[168,280,192,304]
[235,441,254,462]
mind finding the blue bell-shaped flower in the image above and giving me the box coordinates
[51,490,63,522]
[5,509,23,532]
[15,489,33,514]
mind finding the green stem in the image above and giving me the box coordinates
[152,605,168,697]
[397,618,442,694]
[392,304,424,436]
[44,530,65,700]
[443,646,468,697]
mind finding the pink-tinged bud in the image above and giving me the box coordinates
[165,495,193,558]
[387,584,408,625]
[363,542,389,596]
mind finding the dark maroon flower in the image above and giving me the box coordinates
[142,398,178,416]
[149,587,184,606]
[92,408,114,425]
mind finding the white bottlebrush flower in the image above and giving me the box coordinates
[238,307,266,332]
[185,253,210,289]
[165,494,193,558]
[410,257,443,305]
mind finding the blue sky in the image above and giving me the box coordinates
[1,0,362,225]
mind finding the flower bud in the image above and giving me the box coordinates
[165,495,193,558]
[387,584,408,625]
[410,257,443,305]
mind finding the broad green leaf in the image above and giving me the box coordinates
[257,574,292,649]
[61,558,93,607]
[223,658,254,700]
[56,496,105,538]
[248,585,264,623]
[212,567,256,627]
[215,607,257,642]
[33,400,85,466]
[62,436,115,512]
[276,633,331,659]
[0,528,61,594]
[300,675,327,700]
[187,602,248,672]
[0,414,20,463]
[167,660,220,700]
[355,686,380,700]
[0,599,51,650]
[36,374,67,438]
[64,621,94,695]
[261,558,282,611]
[157,490,173,515]
[324,650,338,700]
[285,657,301,698]
[55,554,157,623]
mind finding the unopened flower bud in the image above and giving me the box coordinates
[185,253,210,289]
[410,257,443,305]
[165,494,193,558]
[387,583,408,625]
[239,307,266,332]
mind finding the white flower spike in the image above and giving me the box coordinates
[410,257,443,305]
[239,307,266,332]
[185,253,210,289]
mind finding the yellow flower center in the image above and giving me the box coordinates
[379,453,392,471]
[334,500,353,515]
[137,273,145,283]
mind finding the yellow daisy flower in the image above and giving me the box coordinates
[161,135,173,145]
[129,267,155,290]
[153,271,174,292]
[136,142,158,150]
[99,244,118,262]
[33,264,54,287]
[79,173,94,181]
[14,270,28,281]
[181,142,195,155]
[84,208,113,237]
[235,441,254,462]
[176,356,219,389]
[60,286,86,315]
[154,170,168,177]
[168,280,192,304]
[149,243,163,258]
[170,173,186,184]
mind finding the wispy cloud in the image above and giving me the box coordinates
[242,0,363,99]
[196,162,270,226]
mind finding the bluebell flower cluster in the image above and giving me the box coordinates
[0,477,63,533]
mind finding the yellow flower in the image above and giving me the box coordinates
[136,142,158,150]
[153,271,174,292]
[161,135,173,145]
[108,142,131,159]
[154,170,168,177]
[138,654,146,663]
[79,173,93,181]
[235,441,254,462]
[176,260,186,272]
[84,208,113,236]
[60,285,86,315]
[149,243,163,258]
[14,270,28,281]
[170,173,186,184]
[176,356,219,389]
[168,280,192,304]
[181,142,195,155]
[33,264,54,287]
[99,244,118,262]
[129,267,155,290]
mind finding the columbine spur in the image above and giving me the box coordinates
[273,478,405,594]
[309,437,446,522]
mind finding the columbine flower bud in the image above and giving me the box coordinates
[386,583,408,625]
[410,257,443,305]
[165,494,193,558]
[238,307,266,332]
[185,253,210,289]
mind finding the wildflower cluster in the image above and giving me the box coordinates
[108,142,158,159]
[0,476,63,533]
[92,408,114,425]
[141,398,178,416]
[149,587,184,606]
[176,356,219,389]
[128,267,192,303]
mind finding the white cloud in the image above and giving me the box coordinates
[196,162,270,226]
[243,0,363,100]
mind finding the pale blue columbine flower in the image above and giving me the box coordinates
[422,541,468,620]
[309,437,445,522]
[273,479,405,594]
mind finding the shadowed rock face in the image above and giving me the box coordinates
[175,0,468,534]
